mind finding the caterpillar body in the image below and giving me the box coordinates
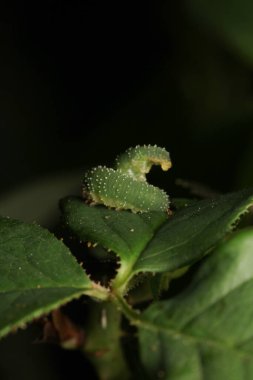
[82,145,172,213]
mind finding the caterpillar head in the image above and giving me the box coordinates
[115,144,172,181]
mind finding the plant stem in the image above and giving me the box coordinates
[112,293,141,326]
[82,300,130,380]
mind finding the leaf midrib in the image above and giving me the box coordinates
[139,277,253,363]
[102,217,134,256]
[113,217,165,288]
[139,317,253,360]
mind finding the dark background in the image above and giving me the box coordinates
[1,0,253,379]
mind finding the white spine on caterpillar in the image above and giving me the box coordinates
[82,145,172,213]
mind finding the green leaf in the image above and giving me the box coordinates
[60,197,167,289]
[0,217,95,339]
[138,228,253,379]
[134,188,253,273]
[60,197,167,258]
[61,190,253,293]
[187,0,253,64]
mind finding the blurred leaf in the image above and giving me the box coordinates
[0,217,94,339]
[0,171,82,225]
[84,301,130,380]
[139,228,253,379]
[236,132,253,188]
[187,0,253,64]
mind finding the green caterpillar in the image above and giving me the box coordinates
[82,145,172,213]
